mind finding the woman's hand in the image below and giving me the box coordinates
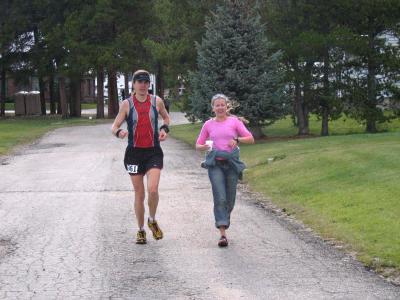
[196,143,212,151]
[229,138,239,148]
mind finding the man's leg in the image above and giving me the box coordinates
[146,168,161,219]
[130,174,145,229]
[146,168,163,239]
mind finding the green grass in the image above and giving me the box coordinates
[4,102,97,111]
[0,116,109,155]
[5,103,14,110]
[170,118,400,277]
[168,100,183,112]
[265,114,400,136]
[81,103,97,109]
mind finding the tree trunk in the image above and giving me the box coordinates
[366,119,377,133]
[292,60,310,135]
[69,78,78,117]
[33,27,46,116]
[0,65,5,117]
[124,72,130,99]
[39,77,46,115]
[366,35,377,133]
[321,106,329,136]
[107,69,118,118]
[249,125,264,139]
[294,80,309,135]
[69,77,82,117]
[97,67,105,119]
[57,92,62,115]
[73,77,81,117]
[321,52,330,136]
[49,76,56,114]
[156,62,164,99]
[59,76,68,118]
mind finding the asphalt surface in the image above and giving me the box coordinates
[0,118,399,299]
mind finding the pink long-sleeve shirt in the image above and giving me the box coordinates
[196,116,253,152]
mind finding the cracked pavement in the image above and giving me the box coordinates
[0,121,399,299]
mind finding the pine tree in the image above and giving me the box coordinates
[189,0,287,138]
[337,0,400,133]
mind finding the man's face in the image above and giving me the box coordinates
[134,80,150,96]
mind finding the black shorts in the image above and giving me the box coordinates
[124,146,164,176]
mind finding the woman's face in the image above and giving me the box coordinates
[212,98,228,117]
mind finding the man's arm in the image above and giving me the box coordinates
[156,97,170,126]
[156,97,170,141]
[111,100,129,139]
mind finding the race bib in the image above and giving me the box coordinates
[127,164,138,174]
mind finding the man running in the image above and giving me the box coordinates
[111,69,170,244]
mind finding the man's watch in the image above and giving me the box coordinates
[160,124,170,133]
[234,137,239,144]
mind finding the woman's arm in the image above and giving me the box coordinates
[196,143,212,151]
[234,118,255,145]
[236,135,254,144]
[196,122,211,151]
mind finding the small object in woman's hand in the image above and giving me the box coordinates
[205,140,213,150]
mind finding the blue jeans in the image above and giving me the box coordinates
[208,160,239,229]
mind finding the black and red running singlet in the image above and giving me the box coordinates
[126,95,159,148]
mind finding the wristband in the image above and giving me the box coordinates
[160,124,170,133]
[116,129,123,138]
[234,137,239,144]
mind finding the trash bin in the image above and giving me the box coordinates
[14,92,28,116]
[14,91,41,116]
[26,92,41,115]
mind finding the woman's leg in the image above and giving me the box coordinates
[208,165,229,229]
[225,166,239,227]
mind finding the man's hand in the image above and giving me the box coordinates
[118,129,128,139]
[159,129,168,141]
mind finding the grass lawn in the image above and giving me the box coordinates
[4,103,98,111]
[168,100,183,112]
[170,117,400,278]
[5,103,14,110]
[0,116,109,156]
[81,103,97,109]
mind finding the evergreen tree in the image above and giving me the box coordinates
[263,0,314,135]
[63,0,153,118]
[142,0,218,111]
[190,0,286,138]
[0,0,13,117]
[337,0,400,133]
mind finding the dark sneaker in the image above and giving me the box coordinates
[148,219,163,240]
[218,236,228,247]
[136,230,147,244]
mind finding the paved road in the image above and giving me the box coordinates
[0,122,399,299]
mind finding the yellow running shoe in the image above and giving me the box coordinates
[136,230,147,244]
[148,219,163,240]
